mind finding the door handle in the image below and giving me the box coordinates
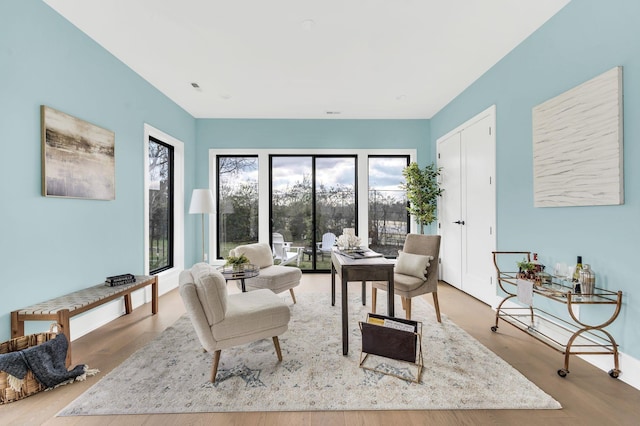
[453,220,465,225]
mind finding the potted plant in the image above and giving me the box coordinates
[402,162,443,234]
[225,253,250,271]
[517,259,536,280]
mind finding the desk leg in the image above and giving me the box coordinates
[387,271,395,318]
[331,263,336,306]
[361,281,366,306]
[240,279,247,292]
[342,274,349,355]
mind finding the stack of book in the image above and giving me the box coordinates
[105,273,135,287]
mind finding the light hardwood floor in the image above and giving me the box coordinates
[3,274,639,425]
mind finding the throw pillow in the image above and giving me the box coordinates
[233,243,274,268]
[395,251,433,280]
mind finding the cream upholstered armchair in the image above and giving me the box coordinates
[179,263,291,383]
[371,234,442,322]
[229,242,301,304]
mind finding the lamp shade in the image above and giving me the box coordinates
[188,189,215,214]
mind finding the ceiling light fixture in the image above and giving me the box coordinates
[396,95,407,101]
[219,93,232,100]
[326,111,341,115]
[191,82,200,88]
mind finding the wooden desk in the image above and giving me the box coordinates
[331,250,395,355]
[11,275,158,366]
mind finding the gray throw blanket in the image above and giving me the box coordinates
[0,334,86,389]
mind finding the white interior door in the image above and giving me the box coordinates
[438,106,496,304]
[438,132,462,289]
[460,114,496,303]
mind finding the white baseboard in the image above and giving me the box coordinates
[492,296,639,391]
[69,269,180,341]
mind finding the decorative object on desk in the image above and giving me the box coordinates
[41,105,115,200]
[336,227,361,251]
[188,188,216,262]
[401,162,443,234]
[338,248,384,259]
[105,273,135,287]
[58,292,560,416]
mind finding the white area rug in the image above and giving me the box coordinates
[59,292,560,415]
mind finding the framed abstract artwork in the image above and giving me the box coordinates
[532,66,623,207]
[41,105,115,200]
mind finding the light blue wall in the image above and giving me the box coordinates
[196,118,430,184]
[0,0,197,341]
[431,0,640,359]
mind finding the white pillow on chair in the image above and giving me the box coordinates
[233,243,274,268]
[395,250,433,279]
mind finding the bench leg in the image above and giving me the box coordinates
[152,276,158,314]
[124,294,133,314]
[56,309,72,367]
[11,311,24,338]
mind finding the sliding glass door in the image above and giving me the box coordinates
[270,155,356,271]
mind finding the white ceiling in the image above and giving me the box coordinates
[43,0,570,119]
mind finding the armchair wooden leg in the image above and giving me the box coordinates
[404,297,412,320]
[432,292,442,323]
[289,288,297,304]
[211,350,221,383]
[371,287,377,313]
[273,336,283,362]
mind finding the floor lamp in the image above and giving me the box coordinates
[189,189,216,262]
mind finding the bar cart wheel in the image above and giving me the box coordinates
[557,369,569,378]
[609,369,620,378]
[490,326,498,332]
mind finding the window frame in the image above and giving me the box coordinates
[209,149,416,260]
[144,124,184,278]
[215,155,260,258]
[367,154,411,257]
[147,136,175,274]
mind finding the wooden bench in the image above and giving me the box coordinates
[10,275,158,366]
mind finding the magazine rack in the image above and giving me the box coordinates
[359,313,423,382]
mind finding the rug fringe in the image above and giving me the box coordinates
[45,365,100,391]
[7,374,24,393]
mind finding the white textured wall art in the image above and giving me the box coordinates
[532,66,623,207]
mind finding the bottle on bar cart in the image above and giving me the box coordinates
[572,255,583,294]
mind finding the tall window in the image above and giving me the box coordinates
[368,156,409,257]
[148,137,174,273]
[217,156,259,258]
